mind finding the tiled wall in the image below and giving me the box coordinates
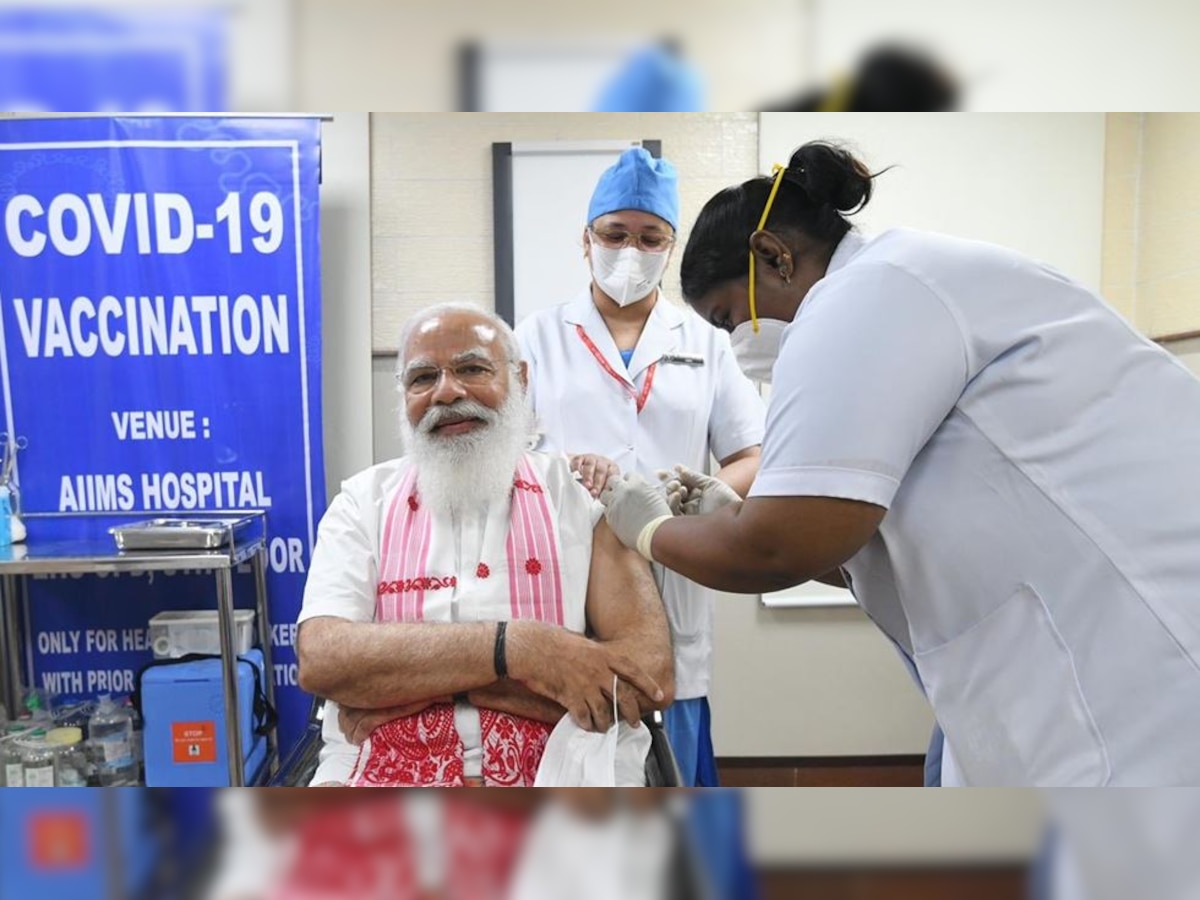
[369,112,758,353]
[1137,114,1200,338]
[1100,113,1141,324]
[1102,112,1200,340]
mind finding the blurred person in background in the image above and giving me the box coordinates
[209,789,760,900]
[763,44,958,111]
[591,43,706,112]
[207,789,541,900]
[515,147,765,787]
[296,303,673,787]
[600,139,1200,786]
[511,789,758,900]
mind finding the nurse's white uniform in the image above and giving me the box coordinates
[516,289,765,700]
[754,227,1200,785]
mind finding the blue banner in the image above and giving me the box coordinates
[0,7,227,113]
[0,116,324,754]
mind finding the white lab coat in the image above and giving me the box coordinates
[516,289,766,698]
[755,228,1200,786]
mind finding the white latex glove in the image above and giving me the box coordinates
[656,469,686,515]
[672,465,742,516]
[599,473,674,559]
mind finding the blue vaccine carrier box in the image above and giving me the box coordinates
[142,648,268,786]
[0,791,159,900]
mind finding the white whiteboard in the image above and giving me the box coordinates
[761,581,857,608]
[494,139,660,326]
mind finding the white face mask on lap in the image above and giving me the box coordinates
[730,317,789,384]
[589,243,671,307]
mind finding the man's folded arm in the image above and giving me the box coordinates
[297,617,503,710]
[297,487,536,711]
[467,680,566,725]
[296,507,671,726]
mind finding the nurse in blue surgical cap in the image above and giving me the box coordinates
[515,147,767,786]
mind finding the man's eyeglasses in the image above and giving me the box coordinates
[399,360,511,394]
[589,227,676,253]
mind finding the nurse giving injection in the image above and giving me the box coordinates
[602,140,1200,787]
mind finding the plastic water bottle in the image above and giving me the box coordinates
[88,693,138,786]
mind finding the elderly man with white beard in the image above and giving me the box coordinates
[296,302,675,787]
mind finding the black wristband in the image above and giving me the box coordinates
[494,620,508,678]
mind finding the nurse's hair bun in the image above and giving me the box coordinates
[782,141,874,214]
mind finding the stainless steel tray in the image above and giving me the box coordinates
[110,517,249,551]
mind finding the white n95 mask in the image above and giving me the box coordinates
[533,677,652,787]
[590,244,671,307]
[731,317,789,383]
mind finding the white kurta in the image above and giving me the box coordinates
[515,290,766,699]
[297,451,600,785]
[753,228,1200,785]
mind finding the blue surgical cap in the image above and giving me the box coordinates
[587,147,680,231]
[592,45,706,114]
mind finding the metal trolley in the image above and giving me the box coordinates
[0,511,276,786]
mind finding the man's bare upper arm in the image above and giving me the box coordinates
[584,518,669,646]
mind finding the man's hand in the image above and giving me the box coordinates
[671,465,743,516]
[570,453,621,498]
[337,697,449,745]
[506,621,662,732]
[599,473,674,555]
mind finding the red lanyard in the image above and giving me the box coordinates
[575,324,656,413]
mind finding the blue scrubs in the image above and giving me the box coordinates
[683,790,761,900]
[664,697,720,787]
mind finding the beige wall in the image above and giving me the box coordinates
[762,113,1107,292]
[1101,113,1200,339]
[711,602,933,757]
[295,0,807,113]
[1100,113,1141,324]
[1137,114,1200,337]
[1168,336,1200,377]
[747,789,1044,865]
